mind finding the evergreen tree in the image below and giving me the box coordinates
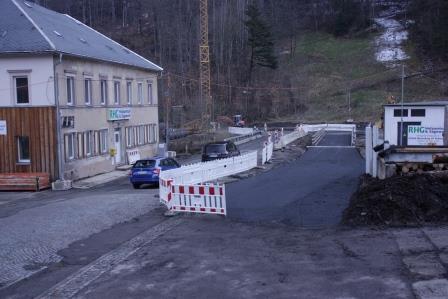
[245,3,278,83]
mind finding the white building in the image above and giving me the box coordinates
[383,101,448,146]
[0,0,162,181]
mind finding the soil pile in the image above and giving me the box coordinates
[342,172,448,226]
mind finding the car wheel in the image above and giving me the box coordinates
[133,183,141,189]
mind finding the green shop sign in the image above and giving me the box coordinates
[407,125,444,146]
[108,108,131,121]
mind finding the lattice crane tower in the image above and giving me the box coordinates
[199,0,212,128]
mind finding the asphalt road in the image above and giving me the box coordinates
[318,131,353,146]
[227,132,363,227]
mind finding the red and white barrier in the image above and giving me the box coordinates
[159,151,257,217]
[262,141,274,164]
[170,184,226,215]
[159,178,173,206]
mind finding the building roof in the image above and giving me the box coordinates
[384,100,448,107]
[0,0,162,72]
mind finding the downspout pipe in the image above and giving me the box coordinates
[53,53,63,180]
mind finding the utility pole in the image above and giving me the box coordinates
[400,64,405,146]
[199,0,212,131]
[347,89,352,120]
[165,73,172,152]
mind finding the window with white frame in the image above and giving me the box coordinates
[126,81,132,105]
[137,82,143,104]
[84,78,92,105]
[114,81,120,105]
[152,124,157,143]
[77,132,84,158]
[65,133,76,160]
[149,124,155,143]
[139,126,145,145]
[66,76,75,105]
[100,79,108,105]
[17,136,30,163]
[85,131,93,157]
[14,76,30,104]
[133,127,138,146]
[144,125,150,143]
[147,82,153,104]
[100,129,108,154]
[126,127,133,148]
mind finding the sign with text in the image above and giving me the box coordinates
[0,120,6,135]
[408,126,444,146]
[108,108,131,121]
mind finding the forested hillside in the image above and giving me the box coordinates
[32,0,448,123]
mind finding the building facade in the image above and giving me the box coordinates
[384,101,448,146]
[0,0,162,181]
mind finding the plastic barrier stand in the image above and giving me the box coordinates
[170,183,226,216]
[159,178,173,206]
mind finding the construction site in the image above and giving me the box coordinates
[1,0,448,298]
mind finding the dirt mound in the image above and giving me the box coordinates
[342,172,448,226]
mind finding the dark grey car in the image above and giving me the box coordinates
[201,141,240,162]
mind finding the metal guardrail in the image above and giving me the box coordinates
[312,129,326,145]
[224,130,263,145]
[228,127,254,135]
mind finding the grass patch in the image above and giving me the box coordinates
[274,30,446,123]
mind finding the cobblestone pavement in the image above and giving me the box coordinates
[0,178,159,289]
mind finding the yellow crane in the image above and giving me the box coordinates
[199,0,212,130]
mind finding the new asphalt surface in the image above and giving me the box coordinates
[227,132,363,226]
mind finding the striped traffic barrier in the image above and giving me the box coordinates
[170,183,226,215]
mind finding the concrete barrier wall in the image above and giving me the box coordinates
[274,128,307,150]
[228,127,254,135]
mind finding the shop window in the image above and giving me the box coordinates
[100,130,108,154]
[126,127,133,148]
[77,132,84,158]
[67,76,75,105]
[411,109,426,117]
[14,76,30,104]
[138,126,144,145]
[17,136,30,163]
[394,109,408,117]
[65,133,76,160]
[85,131,93,157]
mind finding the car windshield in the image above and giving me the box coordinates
[205,144,227,154]
[133,160,156,168]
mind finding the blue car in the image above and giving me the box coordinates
[129,157,180,189]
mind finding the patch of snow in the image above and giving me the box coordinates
[374,3,410,67]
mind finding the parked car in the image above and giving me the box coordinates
[129,157,180,189]
[202,141,240,162]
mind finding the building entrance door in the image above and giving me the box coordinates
[114,128,122,164]
[398,121,421,146]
